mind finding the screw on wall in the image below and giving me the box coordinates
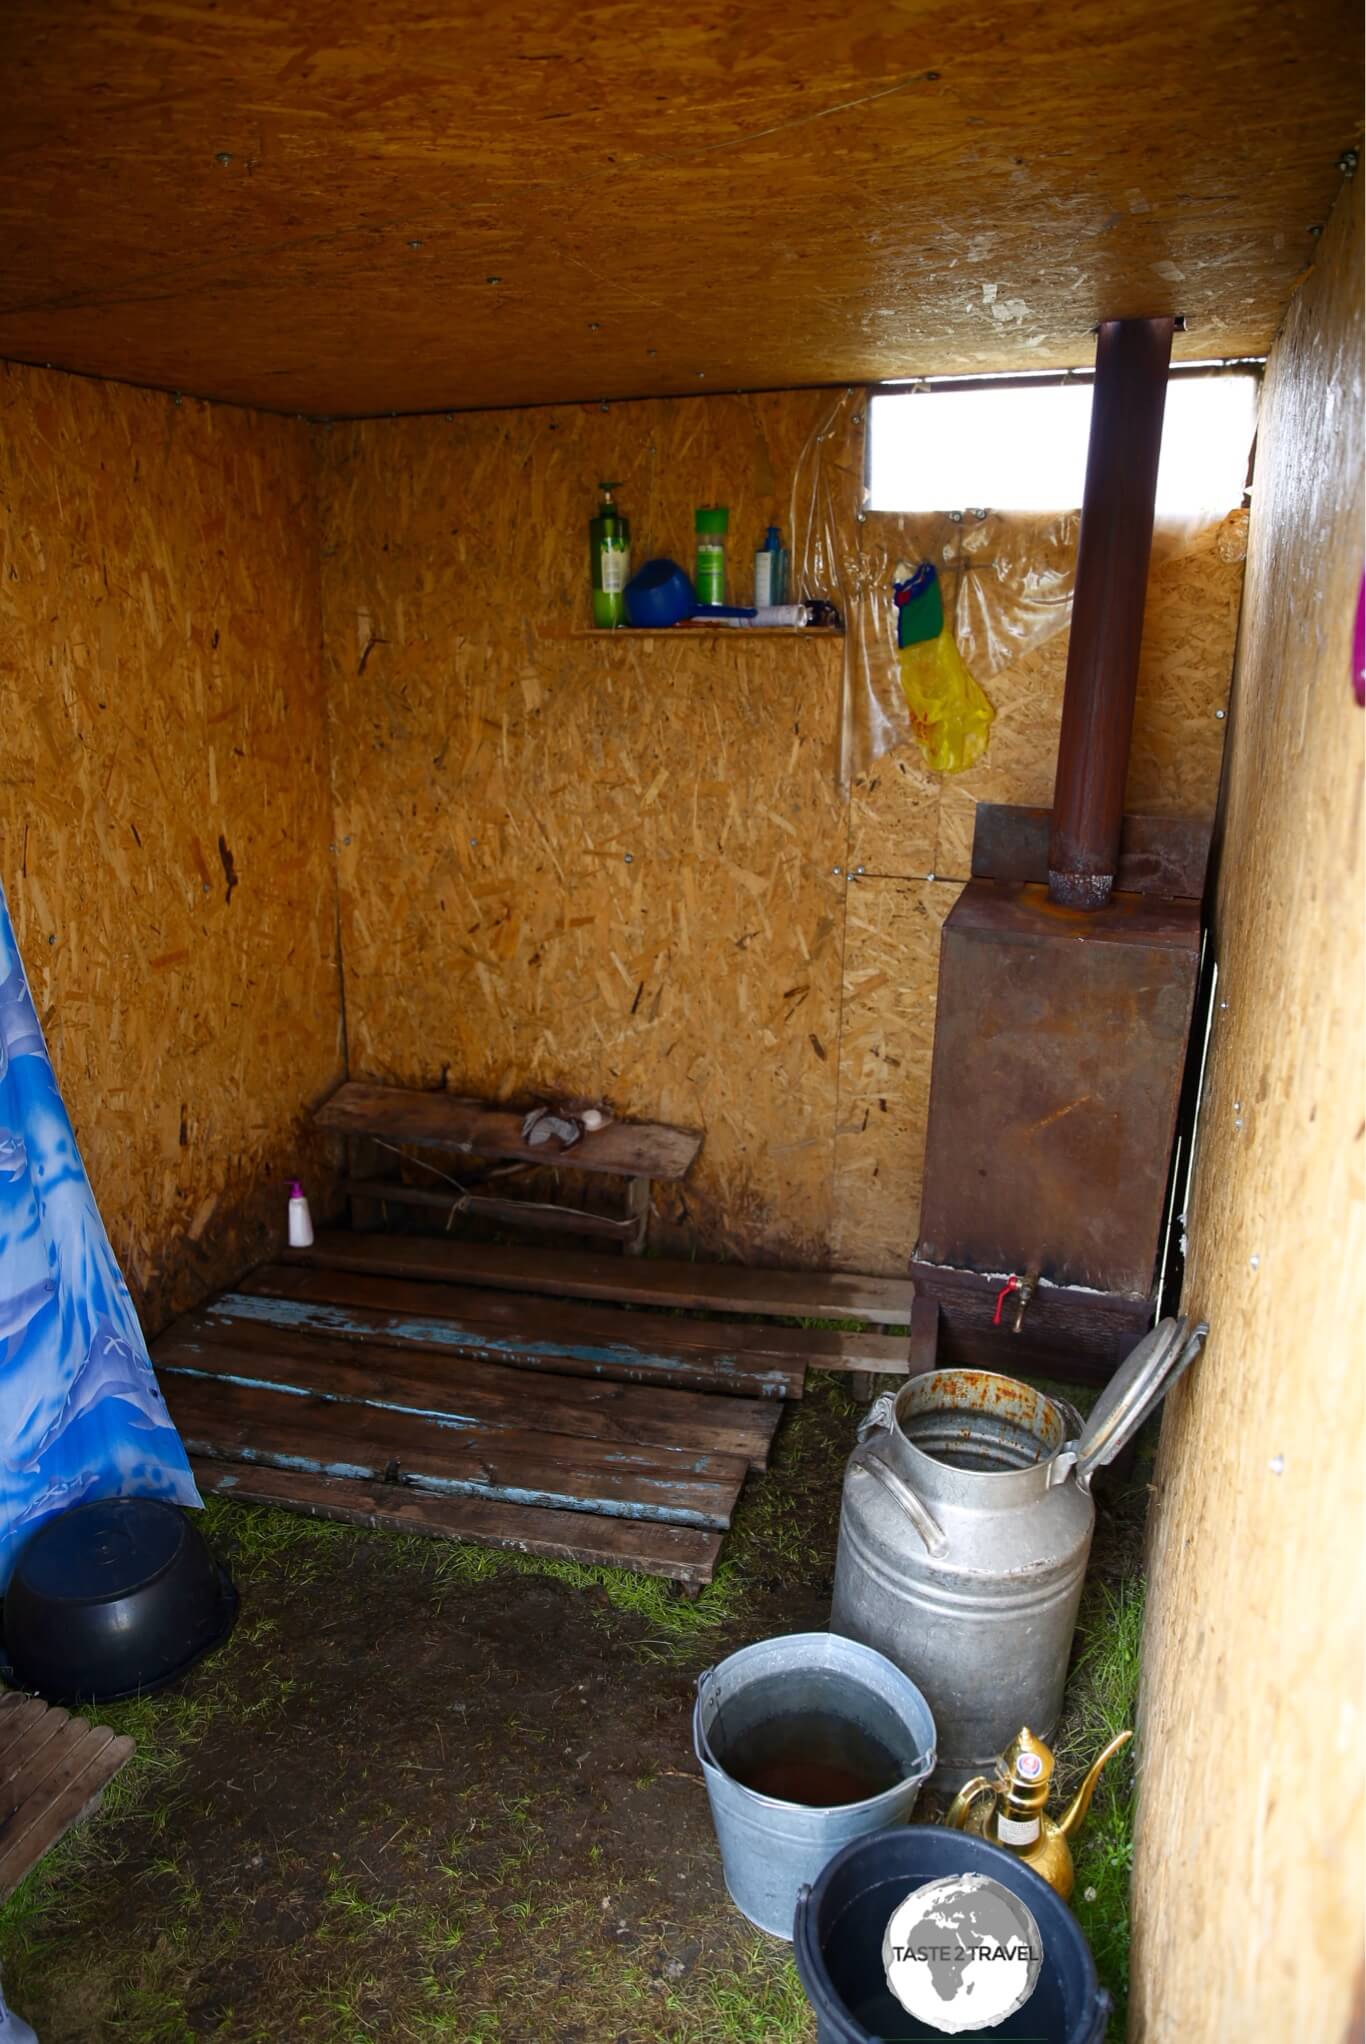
[214,152,233,165]
[1338,149,1359,176]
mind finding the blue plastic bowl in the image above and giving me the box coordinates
[625,558,695,628]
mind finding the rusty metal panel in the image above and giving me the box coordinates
[909,1261,1153,1388]
[971,805,1214,901]
[915,879,1201,1296]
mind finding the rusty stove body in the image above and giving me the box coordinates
[912,317,1208,1385]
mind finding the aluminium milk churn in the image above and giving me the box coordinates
[830,1317,1206,1790]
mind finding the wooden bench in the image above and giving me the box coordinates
[316,1081,703,1252]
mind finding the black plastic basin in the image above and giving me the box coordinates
[2,1497,237,1704]
[795,1827,1110,2044]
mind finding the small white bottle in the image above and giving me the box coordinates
[288,1180,315,1248]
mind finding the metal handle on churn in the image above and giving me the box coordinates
[851,1444,949,1558]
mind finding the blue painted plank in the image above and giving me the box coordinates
[207,1292,798,1398]
[161,1374,744,1530]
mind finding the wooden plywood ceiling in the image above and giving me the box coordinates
[0,0,1360,417]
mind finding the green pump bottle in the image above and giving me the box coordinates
[589,482,631,628]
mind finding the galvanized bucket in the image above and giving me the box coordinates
[693,1631,936,1940]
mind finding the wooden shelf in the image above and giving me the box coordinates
[558,625,843,641]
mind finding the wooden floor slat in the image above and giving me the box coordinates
[284,1231,916,1329]
[0,1710,73,1799]
[163,1374,748,1531]
[0,1698,50,1764]
[174,1232,826,1581]
[0,1702,135,1902]
[0,1723,136,1899]
[241,1260,907,1378]
[214,1277,810,1399]
[191,1460,723,1587]
[155,1314,782,1472]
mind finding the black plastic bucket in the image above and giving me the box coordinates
[794,1827,1110,2044]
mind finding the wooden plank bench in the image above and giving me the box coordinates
[317,1081,703,1251]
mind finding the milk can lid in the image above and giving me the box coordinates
[1068,1316,1208,1489]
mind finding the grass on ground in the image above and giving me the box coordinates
[0,1372,1147,2042]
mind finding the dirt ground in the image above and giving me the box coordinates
[0,1374,1147,2042]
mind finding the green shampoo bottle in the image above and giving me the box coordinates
[590,482,631,627]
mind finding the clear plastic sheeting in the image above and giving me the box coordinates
[950,512,1079,678]
[791,389,1086,785]
[790,389,910,789]
[791,384,1252,786]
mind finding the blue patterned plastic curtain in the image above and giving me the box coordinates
[0,881,199,1588]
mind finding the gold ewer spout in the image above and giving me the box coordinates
[944,1724,1132,1900]
[1056,1728,1133,1841]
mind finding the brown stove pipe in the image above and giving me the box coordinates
[1047,317,1175,908]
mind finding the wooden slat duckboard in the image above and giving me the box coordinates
[147,1232,904,1586]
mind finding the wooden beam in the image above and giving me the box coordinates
[191,1461,722,1588]
[285,1229,917,1327]
[317,1083,701,1181]
[343,1179,640,1241]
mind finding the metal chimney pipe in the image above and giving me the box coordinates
[1047,317,1175,908]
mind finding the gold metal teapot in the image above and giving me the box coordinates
[944,1725,1132,1900]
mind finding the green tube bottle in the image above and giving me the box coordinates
[589,481,631,628]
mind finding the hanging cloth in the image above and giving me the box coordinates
[0,881,199,1588]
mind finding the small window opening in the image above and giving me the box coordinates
[866,364,1260,520]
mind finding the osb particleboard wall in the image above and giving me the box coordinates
[318,390,1242,1269]
[1130,186,1364,2041]
[0,361,344,1333]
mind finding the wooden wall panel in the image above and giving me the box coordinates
[318,386,1239,1270]
[831,878,957,1274]
[0,362,343,1334]
[319,393,849,1266]
[1131,184,1364,2040]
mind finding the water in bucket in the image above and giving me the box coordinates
[707,1671,909,1807]
[694,1633,937,1939]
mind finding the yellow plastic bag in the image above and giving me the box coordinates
[897,632,995,773]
